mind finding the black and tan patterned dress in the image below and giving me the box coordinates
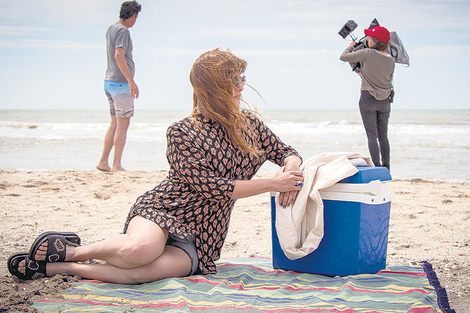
[124,111,301,274]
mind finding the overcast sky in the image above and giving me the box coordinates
[1,0,469,111]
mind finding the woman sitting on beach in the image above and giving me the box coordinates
[8,48,304,284]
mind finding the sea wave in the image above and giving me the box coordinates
[1,109,469,181]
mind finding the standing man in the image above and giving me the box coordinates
[97,1,142,172]
[340,26,395,170]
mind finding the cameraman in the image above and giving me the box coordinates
[340,26,395,170]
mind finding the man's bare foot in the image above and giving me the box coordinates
[96,163,112,172]
[111,166,126,172]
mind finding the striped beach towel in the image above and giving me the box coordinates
[34,258,453,312]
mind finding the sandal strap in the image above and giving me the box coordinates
[27,260,47,279]
[29,231,81,263]
[8,252,47,280]
[46,235,79,263]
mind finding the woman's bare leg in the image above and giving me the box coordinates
[33,216,168,268]
[46,245,192,284]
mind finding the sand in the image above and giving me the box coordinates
[0,170,469,312]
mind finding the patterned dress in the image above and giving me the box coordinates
[124,111,301,274]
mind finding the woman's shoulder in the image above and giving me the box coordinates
[167,114,217,136]
[167,116,194,133]
[241,109,262,122]
[241,110,266,129]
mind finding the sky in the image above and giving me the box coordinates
[1,0,469,111]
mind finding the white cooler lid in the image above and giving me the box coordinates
[320,180,392,204]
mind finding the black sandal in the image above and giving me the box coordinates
[8,252,47,280]
[29,231,81,263]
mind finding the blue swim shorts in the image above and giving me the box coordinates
[104,81,134,118]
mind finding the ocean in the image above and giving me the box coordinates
[1,109,469,182]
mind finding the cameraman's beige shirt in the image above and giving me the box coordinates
[341,47,395,101]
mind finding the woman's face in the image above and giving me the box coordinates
[232,74,245,106]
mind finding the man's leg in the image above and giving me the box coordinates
[111,116,130,172]
[96,116,117,172]
[360,109,381,167]
[359,92,381,166]
[377,108,391,169]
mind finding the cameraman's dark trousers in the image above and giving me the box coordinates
[359,90,391,170]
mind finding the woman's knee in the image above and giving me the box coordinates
[117,236,165,266]
[119,216,168,266]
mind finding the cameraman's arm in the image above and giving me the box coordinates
[340,45,367,62]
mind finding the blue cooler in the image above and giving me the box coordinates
[271,166,392,276]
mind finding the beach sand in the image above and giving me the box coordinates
[0,170,468,312]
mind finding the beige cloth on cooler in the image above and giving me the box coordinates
[275,152,374,260]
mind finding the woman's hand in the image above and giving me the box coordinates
[275,156,303,208]
[230,156,303,203]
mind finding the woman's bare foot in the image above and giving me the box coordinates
[17,259,27,275]
[12,256,48,277]
[33,241,49,261]
[33,240,76,262]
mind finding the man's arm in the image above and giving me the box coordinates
[115,47,139,98]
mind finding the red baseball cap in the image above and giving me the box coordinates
[364,26,390,43]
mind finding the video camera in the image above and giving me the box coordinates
[338,19,380,72]
[338,20,357,41]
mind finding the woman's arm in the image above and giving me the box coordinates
[234,114,304,206]
[231,155,303,208]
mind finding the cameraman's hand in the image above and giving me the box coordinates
[349,41,357,47]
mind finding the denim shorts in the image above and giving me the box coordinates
[167,234,199,275]
[104,81,134,118]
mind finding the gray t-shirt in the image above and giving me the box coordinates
[340,47,395,100]
[105,22,135,83]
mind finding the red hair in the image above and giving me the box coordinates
[190,48,261,156]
